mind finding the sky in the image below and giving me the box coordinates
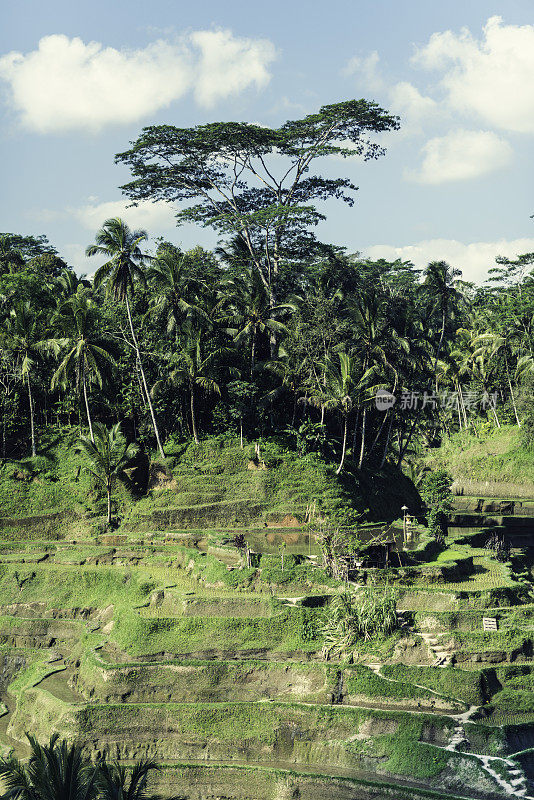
[1,0,533,284]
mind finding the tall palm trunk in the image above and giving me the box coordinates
[379,411,394,469]
[433,307,446,384]
[358,407,367,469]
[250,326,257,378]
[125,294,165,458]
[336,414,348,475]
[505,356,521,427]
[190,385,199,444]
[82,369,94,443]
[27,373,36,457]
[106,481,112,526]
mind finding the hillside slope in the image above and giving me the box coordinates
[424,426,534,499]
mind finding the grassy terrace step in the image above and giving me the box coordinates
[110,606,323,657]
[144,761,503,800]
[414,605,534,632]
[7,695,487,781]
[381,665,493,706]
[124,499,269,531]
[452,497,534,516]
[74,652,459,711]
[0,615,84,648]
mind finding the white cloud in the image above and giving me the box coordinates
[408,129,512,184]
[413,16,534,133]
[191,30,275,106]
[342,51,383,90]
[365,238,534,284]
[62,243,95,274]
[0,30,276,133]
[72,198,177,232]
[389,81,437,125]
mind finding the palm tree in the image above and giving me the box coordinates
[148,247,208,336]
[224,269,295,376]
[86,218,165,459]
[420,261,465,378]
[77,422,139,525]
[4,303,58,457]
[0,734,166,800]
[345,291,408,468]
[472,331,521,427]
[54,268,91,300]
[51,290,117,442]
[311,352,375,474]
[165,330,235,444]
[0,733,100,800]
[98,759,163,800]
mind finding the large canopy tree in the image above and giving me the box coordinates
[115,100,399,301]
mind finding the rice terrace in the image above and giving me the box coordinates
[1,2,534,799]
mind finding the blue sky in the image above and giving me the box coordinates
[1,0,533,283]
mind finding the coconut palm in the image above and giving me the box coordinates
[311,352,376,474]
[472,330,522,427]
[0,733,100,800]
[148,247,208,336]
[51,290,117,442]
[86,218,164,458]
[0,734,167,800]
[97,759,163,800]
[224,269,295,376]
[77,422,139,525]
[54,268,91,300]
[420,261,465,378]
[4,302,59,457]
[345,291,409,467]
[165,330,236,444]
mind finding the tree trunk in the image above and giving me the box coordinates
[379,411,394,469]
[291,394,297,427]
[352,409,360,453]
[369,409,389,456]
[335,414,348,475]
[505,357,521,427]
[125,293,165,458]
[358,407,367,469]
[396,415,419,468]
[82,371,94,443]
[250,327,257,378]
[106,484,112,526]
[27,373,36,457]
[240,417,243,449]
[190,386,199,444]
[433,308,446,381]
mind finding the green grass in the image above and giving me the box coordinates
[425,425,534,488]
[111,606,322,655]
[343,665,435,702]
[381,665,488,705]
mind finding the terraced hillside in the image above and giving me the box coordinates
[0,437,534,799]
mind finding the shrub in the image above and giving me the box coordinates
[419,469,453,543]
[321,586,398,660]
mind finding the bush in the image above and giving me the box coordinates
[419,469,453,543]
[321,586,398,660]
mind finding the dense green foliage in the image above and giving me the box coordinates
[0,733,162,800]
[0,99,531,484]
